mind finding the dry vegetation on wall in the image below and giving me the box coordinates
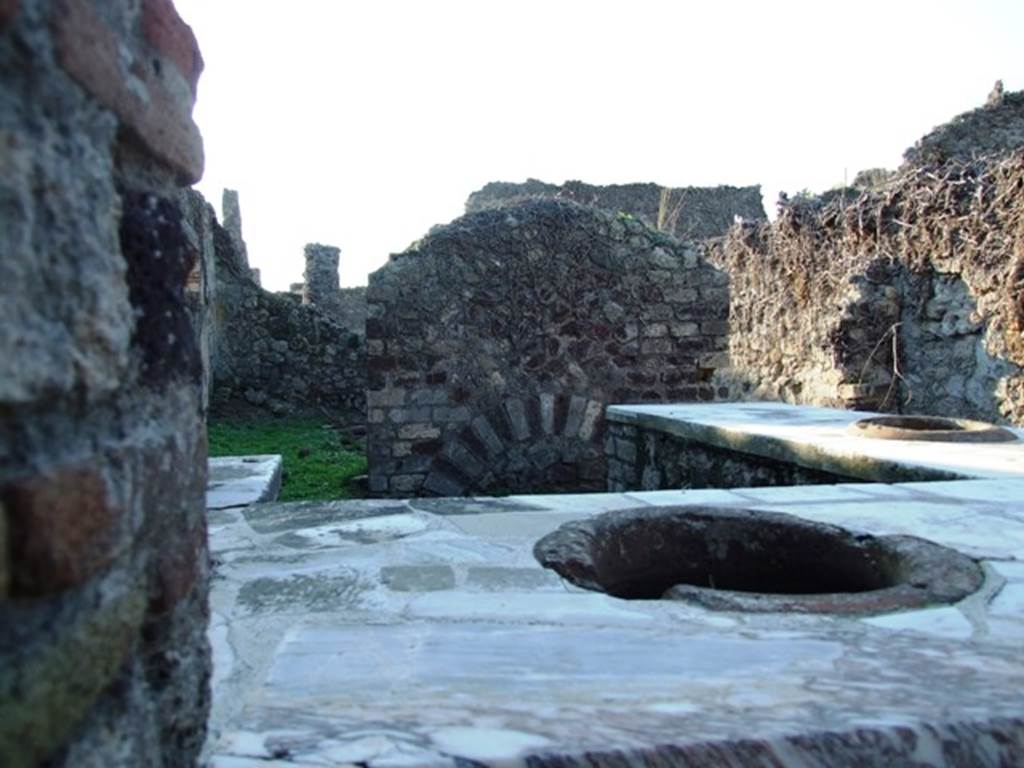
[710,150,1024,425]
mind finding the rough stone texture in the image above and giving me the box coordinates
[303,242,341,310]
[367,199,729,496]
[708,97,1024,425]
[466,178,766,241]
[606,421,857,492]
[292,244,369,335]
[205,196,366,418]
[904,85,1024,166]
[0,0,210,765]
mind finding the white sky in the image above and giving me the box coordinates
[175,0,1022,290]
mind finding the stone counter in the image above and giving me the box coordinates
[204,475,1024,766]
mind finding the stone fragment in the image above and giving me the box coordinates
[2,464,123,596]
[54,0,204,182]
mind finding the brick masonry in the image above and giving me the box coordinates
[366,199,730,496]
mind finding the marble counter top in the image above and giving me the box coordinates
[607,402,1024,482]
[204,477,1024,766]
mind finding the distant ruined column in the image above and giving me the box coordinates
[303,243,341,310]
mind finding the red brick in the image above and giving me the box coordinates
[2,464,123,596]
[54,0,204,183]
[149,518,207,614]
[0,0,18,30]
[142,0,203,94]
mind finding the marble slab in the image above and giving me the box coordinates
[207,455,283,510]
[204,477,1024,766]
[607,402,1024,482]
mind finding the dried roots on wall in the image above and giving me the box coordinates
[709,150,1024,425]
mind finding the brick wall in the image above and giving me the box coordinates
[366,200,730,496]
[0,1,210,764]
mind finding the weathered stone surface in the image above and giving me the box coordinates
[367,199,728,496]
[709,122,1024,425]
[0,584,147,768]
[54,0,204,182]
[0,0,210,764]
[2,464,122,596]
[204,194,366,418]
[904,85,1024,166]
[466,178,766,241]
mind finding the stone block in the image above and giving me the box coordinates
[141,0,204,93]
[579,400,604,441]
[392,441,412,458]
[442,440,486,480]
[503,398,530,441]
[563,395,587,438]
[701,320,730,335]
[433,405,471,423]
[55,0,204,182]
[471,416,505,458]
[642,323,669,338]
[389,474,423,494]
[540,393,556,435]
[367,388,406,407]
[422,471,465,497]
[641,338,672,355]
[388,407,431,424]
[2,464,124,596]
[397,423,441,441]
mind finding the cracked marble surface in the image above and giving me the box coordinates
[207,455,283,509]
[204,483,1024,766]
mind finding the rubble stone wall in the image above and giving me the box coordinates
[366,200,730,496]
[466,178,766,241]
[605,421,857,491]
[207,218,366,418]
[0,1,211,765]
[709,144,1024,426]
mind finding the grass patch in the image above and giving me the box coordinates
[207,416,367,501]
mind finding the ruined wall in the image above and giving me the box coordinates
[294,243,368,334]
[709,135,1024,425]
[208,217,366,418]
[466,179,766,241]
[366,200,729,497]
[605,422,857,492]
[1,1,210,765]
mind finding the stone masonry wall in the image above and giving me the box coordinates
[207,210,366,418]
[708,137,1024,425]
[703,91,1024,424]
[605,422,857,492]
[466,178,766,241]
[366,200,730,497]
[1,1,210,765]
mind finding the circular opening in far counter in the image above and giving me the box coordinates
[847,415,1018,443]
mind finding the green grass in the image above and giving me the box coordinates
[207,416,367,501]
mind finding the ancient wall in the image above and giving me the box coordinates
[0,1,210,765]
[207,215,366,418]
[466,178,766,241]
[709,95,1024,425]
[605,422,857,492]
[366,200,730,497]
